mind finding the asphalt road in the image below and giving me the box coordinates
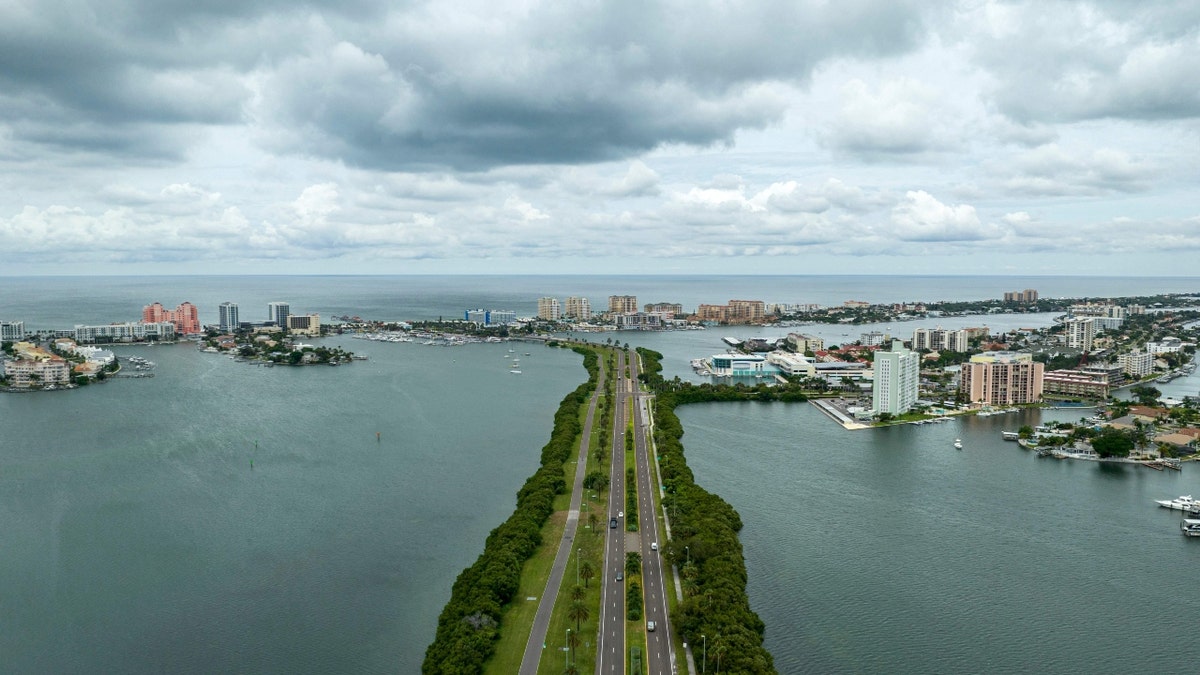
[628,352,676,675]
[597,350,627,675]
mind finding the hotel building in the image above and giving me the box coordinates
[1,320,25,341]
[644,302,683,317]
[872,340,920,415]
[607,295,638,314]
[960,351,1044,406]
[143,302,201,335]
[1003,289,1039,303]
[537,297,562,321]
[286,314,321,336]
[74,321,176,344]
[563,296,592,320]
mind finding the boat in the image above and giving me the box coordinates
[1001,431,1020,441]
[1181,519,1200,537]
[1156,495,1198,511]
[509,369,522,374]
[954,439,962,450]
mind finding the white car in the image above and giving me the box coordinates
[618,511,624,518]
[650,541,658,551]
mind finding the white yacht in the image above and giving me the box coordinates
[1181,519,1200,537]
[1156,495,1197,511]
[954,439,963,450]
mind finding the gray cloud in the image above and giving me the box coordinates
[1,0,932,169]
[966,1,1200,123]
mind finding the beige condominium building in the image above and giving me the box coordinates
[960,351,1044,406]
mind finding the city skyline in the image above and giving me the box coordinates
[1,1,1198,277]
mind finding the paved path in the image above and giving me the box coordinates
[519,358,605,674]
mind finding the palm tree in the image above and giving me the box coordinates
[567,600,589,633]
[579,560,595,588]
[565,629,581,670]
[570,584,585,602]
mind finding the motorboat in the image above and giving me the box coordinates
[1181,519,1200,537]
[1156,495,1198,511]
[954,439,963,450]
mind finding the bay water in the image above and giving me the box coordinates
[3,275,1199,673]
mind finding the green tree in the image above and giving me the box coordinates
[579,560,595,588]
[567,600,589,633]
[1091,429,1135,457]
[1018,425,1034,439]
[1130,385,1161,406]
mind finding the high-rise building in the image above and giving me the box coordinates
[727,300,765,323]
[489,310,516,325]
[960,351,1044,406]
[563,296,591,320]
[644,302,683,317]
[785,333,825,354]
[218,302,239,333]
[286,313,321,336]
[1118,350,1155,377]
[608,295,638,314]
[537,297,561,321]
[912,327,970,352]
[873,340,920,415]
[1064,317,1096,350]
[142,301,201,335]
[1003,289,1038,303]
[268,302,291,330]
[1,320,25,341]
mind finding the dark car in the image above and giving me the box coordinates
[609,518,618,529]
[616,571,623,581]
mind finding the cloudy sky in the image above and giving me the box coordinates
[2,0,1198,276]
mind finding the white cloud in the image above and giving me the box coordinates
[827,77,946,156]
[890,190,998,241]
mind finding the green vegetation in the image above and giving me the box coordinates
[626,580,643,621]
[637,347,777,674]
[1090,427,1136,458]
[422,347,598,674]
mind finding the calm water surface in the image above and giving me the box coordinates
[2,335,583,673]
[3,275,1199,673]
[678,403,1200,674]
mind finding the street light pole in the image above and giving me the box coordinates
[685,545,689,566]
[576,548,580,585]
[702,634,706,674]
[566,628,571,671]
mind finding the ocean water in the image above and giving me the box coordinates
[2,275,1199,674]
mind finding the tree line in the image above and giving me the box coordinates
[421,346,598,674]
[637,348,778,674]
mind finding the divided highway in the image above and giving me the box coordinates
[596,351,627,675]
[627,351,676,675]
